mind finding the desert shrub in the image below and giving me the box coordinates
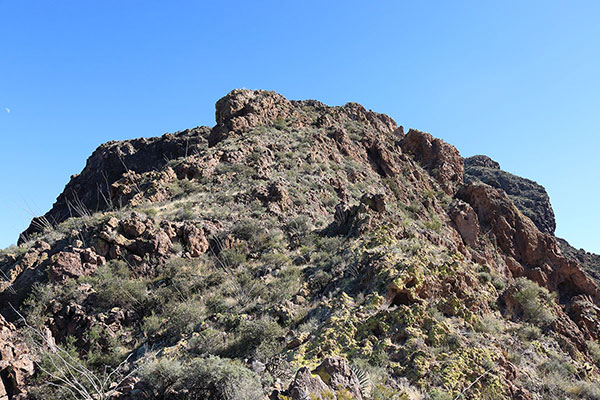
[478,271,492,284]
[517,324,542,341]
[232,219,270,252]
[225,316,284,360]
[177,356,263,400]
[491,275,506,291]
[164,299,206,339]
[142,311,162,338]
[167,178,200,199]
[273,117,287,130]
[285,215,312,237]
[86,324,124,368]
[174,201,196,221]
[82,260,148,312]
[588,341,600,366]
[138,357,184,396]
[424,215,442,233]
[512,277,556,326]
[189,328,226,355]
[569,380,600,399]
[260,252,290,269]
[23,283,55,327]
[474,314,504,334]
[428,389,453,400]
[218,246,247,269]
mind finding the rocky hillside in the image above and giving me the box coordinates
[464,155,556,234]
[463,155,600,286]
[1,89,600,400]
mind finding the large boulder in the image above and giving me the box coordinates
[286,357,363,400]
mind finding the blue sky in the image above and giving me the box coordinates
[1,1,599,252]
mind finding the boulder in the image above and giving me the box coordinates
[313,357,363,400]
[448,199,479,247]
[287,367,332,400]
[183,224,209,257]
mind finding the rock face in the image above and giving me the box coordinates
[448,199,479,247]
[401,129,464,195]
[458,182,600,303]
[558,238,600,285]
[0,316,34,399]
[19,128,209,243]
[464,155,556,234]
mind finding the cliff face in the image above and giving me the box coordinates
[464,155,556,234]
[2,90,600,400]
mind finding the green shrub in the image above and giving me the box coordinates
[512,277,556,327]
[164,299,206,339]
[177,356,263,400]
[217,244,247,269]
[474,315,504,334]
[84,260,148,312]
[588,340,600,366]
[226,316,284,361]
[518,324,542,341]
[138,357,184,396]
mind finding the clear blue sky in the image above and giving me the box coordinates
[1,1,599,253]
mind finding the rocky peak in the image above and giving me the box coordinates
[464,154,556,234]
[400,129,464,195]
[19,127,209,243]
[464,154,500,169]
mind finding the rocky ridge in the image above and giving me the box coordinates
[1,89,599,399]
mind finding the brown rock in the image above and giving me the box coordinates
[458,181,600,343]
[360,193,386,213]
[0,315,34,397]
[448,199,479,247]
[401,129,464,195]
[287,367,332,400]
[183,224,209,257]
[49,250,104,283]
[313,357,363,400]
[209,89,296,145]
[121,218,147,238]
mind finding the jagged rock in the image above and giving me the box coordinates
[49,249,104,283]
[121,213,148,238]
[464,154,500,169]
[464,155,556,234]
[209,89,297,145]
[287,367,332,400]
[448,199,479,247]
[313,357,363,400]
[558,238,600,285]
[360,193,386,213]
[401,129,464,195]
[183,224,209,257]
[0,315,34,398]
[458,182,600,306]
[568,295,600,341]
[19,128,209,242]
